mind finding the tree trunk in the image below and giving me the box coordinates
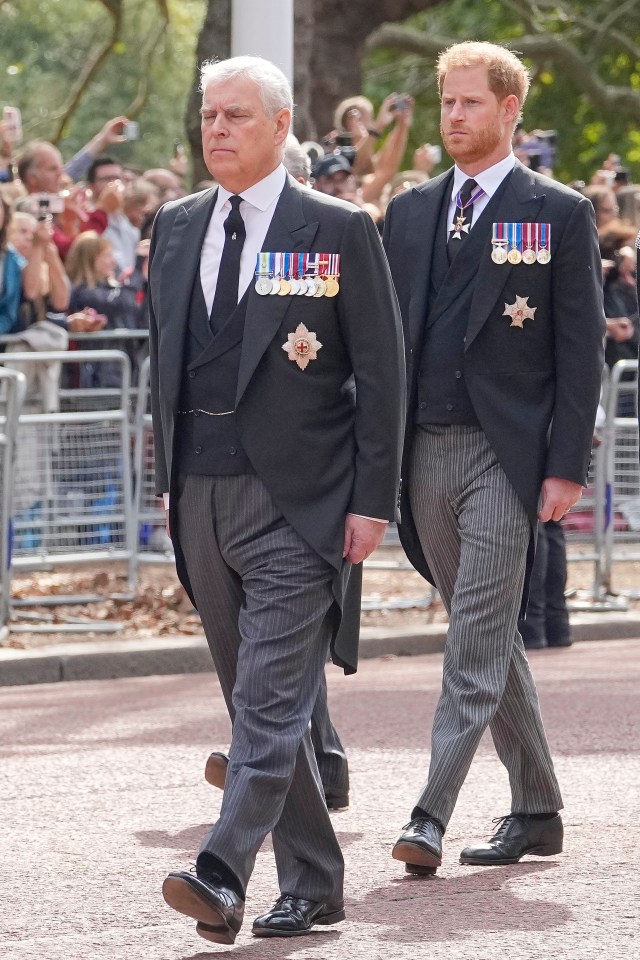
[292,0,315,141]
[185,0,232,187]
[186,0,444,183]
[308,0,444,138]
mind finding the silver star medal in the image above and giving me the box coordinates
[282,323,323,370]
[450,214,470,241]
[503,295,537,328]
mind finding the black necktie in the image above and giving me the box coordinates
[447,178,479,263]
[210,194,246,333]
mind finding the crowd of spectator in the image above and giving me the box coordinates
[1,97,639,408]
[0,114,187,393]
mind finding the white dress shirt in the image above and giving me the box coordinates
[200,163,287,312]
[447,152,516,235]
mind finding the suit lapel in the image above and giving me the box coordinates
[465,161,545,350]
[159,189,216,403]
[405,170,453,351]
[236,175,319,404]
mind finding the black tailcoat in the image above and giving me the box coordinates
[148,175,405,672]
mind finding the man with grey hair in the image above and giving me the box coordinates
[202,131,351,813]
[283,134,312,183]
[149,56,404,944]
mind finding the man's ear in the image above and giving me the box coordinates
[503,94,520,126]
[274,109,291,147]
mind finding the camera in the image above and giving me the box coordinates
[320,132,356,167]
[32,192,65,219]
[391,95,410,113]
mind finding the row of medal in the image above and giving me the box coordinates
[491,222,551,265]
[255,252,341,297]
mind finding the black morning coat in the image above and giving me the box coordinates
[148,175,406,673]
[383,160,606,615]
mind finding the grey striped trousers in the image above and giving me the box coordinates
[176,473,344,901]
[409,425,563,825]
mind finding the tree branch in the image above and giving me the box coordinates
[52,0,123,143]
[124,4,170,118]
[365,23,640,116]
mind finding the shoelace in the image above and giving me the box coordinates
[489,814,523,840]
[271,895,307,919]
[403,816,440,837]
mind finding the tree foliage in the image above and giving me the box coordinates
[1,0,204,171]
[4,0,640,184]
[364,0,640,181]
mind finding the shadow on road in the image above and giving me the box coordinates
[351,861,569,944]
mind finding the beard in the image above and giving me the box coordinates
[440,114,503,166]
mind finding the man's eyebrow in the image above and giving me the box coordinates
[200,102,244,114]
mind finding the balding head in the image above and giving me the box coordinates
[17,141,64,194]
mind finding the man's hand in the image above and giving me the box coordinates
[343,514,386,564]
[97,179,125,213]
[606,317,634,343]
[375,93,398,132]
[95,116,128,150]
[539,476,583,522]
[67,308,108,332]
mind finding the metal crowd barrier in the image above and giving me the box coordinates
[0,329,150,421]
[132,357,173,574]
[2,348,636,624]
[0,369,27,641]
[601,359,640,600]
[0,351,136,621]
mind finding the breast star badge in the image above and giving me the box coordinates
[282,323,323,370]
[503,295,536,328]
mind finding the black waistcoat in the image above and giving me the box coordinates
[175,276,255,475]
[415,179,509,426]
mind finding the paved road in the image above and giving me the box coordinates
[1,639,638,959]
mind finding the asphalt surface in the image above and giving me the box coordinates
[2,638,638,959]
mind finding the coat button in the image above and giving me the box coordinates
[229,447,237,455]
[195,445,202,454]
[455,370,462,379]
[189,370,196,379]
[419,401,427,409]
[446,403,453,412]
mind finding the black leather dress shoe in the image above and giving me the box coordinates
[392,816,443,874]
[252,894,345,937]
[325,788,349,811]
[204,751,229,790]
[546,636,572,648]
[205,750,349,809]
[460,813,563,865]
[162,870,244,945]
[522,636,547,650]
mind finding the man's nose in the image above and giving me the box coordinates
[210,115,229,136]
[449,101,465,121]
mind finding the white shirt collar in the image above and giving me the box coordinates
[216,163,287,213]
[451,152,516,201]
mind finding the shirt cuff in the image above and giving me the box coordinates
[349,513,388,524]
[162,492,169,509]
